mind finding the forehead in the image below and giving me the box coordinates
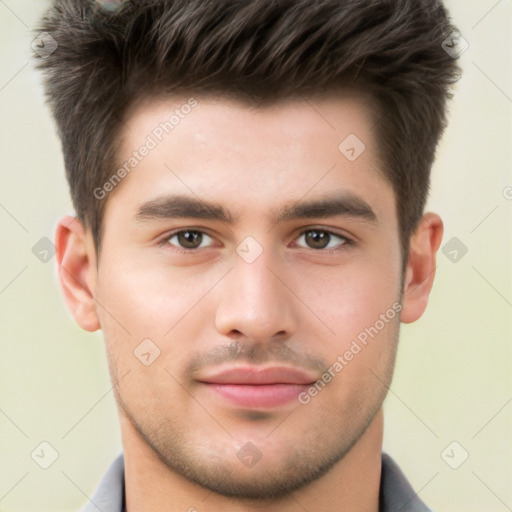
[106,93,393,225]
[122,91,377,157]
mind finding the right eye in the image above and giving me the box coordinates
[164,230,215,250]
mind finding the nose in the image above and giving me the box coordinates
[214,247,298,344]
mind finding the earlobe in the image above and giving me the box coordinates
[400,213,444,324]
[55,215,101,332]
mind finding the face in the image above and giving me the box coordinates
[93,94,403,498]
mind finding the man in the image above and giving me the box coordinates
[35,0,461,510]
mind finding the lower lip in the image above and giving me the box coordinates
[202,383,311,408]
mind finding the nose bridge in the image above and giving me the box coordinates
[214,246,297,340]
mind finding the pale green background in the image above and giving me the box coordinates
[1,1,511,510]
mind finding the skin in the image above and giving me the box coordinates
[56,94,443,512]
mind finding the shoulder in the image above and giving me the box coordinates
[379,453,433,512]
[78,453,125,512]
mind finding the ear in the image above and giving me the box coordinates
[55,215,100,332]
[400,213,444,324]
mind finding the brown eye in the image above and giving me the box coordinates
[305,230,330,249]
[167,230,213,249]
[297,229,348,250]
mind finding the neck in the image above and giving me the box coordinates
[120,409,383,512]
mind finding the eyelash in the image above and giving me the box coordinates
[158,227,354,254]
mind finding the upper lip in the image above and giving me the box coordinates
[197,365,318,385]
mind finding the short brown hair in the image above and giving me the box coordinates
[35,0,461,258]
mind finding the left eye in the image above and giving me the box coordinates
[296,229,349,250]
[166,230,215,250]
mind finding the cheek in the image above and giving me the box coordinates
[95,262,211,400]
[293,254,401,343]
[95,258,216,339]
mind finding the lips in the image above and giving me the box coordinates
[197,365,318,408]
[198,365,317,385]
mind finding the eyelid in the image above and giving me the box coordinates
[157,225,354,252]
[159,227,218,251]
[293,227,353,250]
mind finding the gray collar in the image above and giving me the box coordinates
[379,453,432,512]
[80,452,431,512]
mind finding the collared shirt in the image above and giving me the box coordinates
[80,452,432,512]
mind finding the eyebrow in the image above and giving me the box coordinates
[134,193,377,225]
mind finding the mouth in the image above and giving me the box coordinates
[197,365,317,408]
